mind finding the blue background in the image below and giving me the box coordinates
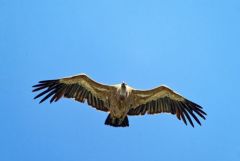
[1,0,240,161]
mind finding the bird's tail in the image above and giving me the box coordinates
[105,114,129,127]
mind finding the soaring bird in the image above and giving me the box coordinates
[32,73,206,127]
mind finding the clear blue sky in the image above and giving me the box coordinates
[1,0,240,161]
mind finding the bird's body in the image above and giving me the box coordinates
[104,84,133,126]
[111,84,131,116]
[33,73,207,127]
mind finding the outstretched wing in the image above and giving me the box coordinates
[128,85,206,127]
[32,74,114,112]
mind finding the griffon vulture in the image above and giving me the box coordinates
[32,73,206,127]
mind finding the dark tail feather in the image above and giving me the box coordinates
[105,114,129,127]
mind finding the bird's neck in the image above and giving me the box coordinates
[119,86,127,97]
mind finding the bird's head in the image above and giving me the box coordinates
[121,81,127,88]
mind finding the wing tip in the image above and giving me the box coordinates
[38,79,58,83]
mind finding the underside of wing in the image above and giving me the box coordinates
[32,74,114,112]
[128,85,207,127]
